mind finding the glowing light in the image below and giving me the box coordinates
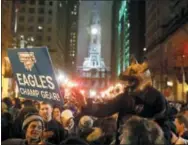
[58,74,65,81]
[67,81,78,87]
[143,48,147,51]
[80,90,85,95]
[30,37,34,42]
[38,26,43,30]
[91,27,98,35]
[90,90,96,97]
[167,81,173,87]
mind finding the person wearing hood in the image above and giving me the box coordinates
[61,109,75,136]
[78,116,103,144]
[2,113,54,145]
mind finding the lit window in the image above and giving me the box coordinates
[71,11,74,15]
[38,26,43,30]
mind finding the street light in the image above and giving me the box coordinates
[91,27,98,35]
[90,90,96,97]
[38,26,43,30]
[143,48,147,52]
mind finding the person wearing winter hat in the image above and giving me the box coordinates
[2,113,54,145]
[78,116,103,144]
[61,109,75,135]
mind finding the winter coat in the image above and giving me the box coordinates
[44,119,67,144]
[78,127,103,145]
[1,112,14,141]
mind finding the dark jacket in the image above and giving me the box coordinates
[82,86,169,144]
[44,119,67,144]
[1,112,13,141]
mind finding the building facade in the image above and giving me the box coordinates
[14,0,79,73]
[111,0,130,80]
[64,1,79,75]
[129,0,145,62]
[2,0,14,98]
[145,0,188,102]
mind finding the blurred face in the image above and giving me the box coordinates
[61,117,74,130]
[175,118,184,134]
[26,121,43,140]
[53,108,61,120]
[39,104,52,122]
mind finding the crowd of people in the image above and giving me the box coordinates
[2,58,188,145]
[1,95,188,145]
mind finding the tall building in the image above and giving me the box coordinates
[145,0,188,102]
[129,0,145,62]
[64,1,79,75]
[111,0,130,80]
[2,0,14,98]
[76,1,112,94]
[14,0,70,72]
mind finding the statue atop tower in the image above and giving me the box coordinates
[82,2,106,72]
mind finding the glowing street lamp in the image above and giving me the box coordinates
[143,48,147,52]
[91,27,98,35]
[90,90,96,97]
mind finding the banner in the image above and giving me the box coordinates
[8,47,63,105]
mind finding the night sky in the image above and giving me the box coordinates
[76,1,113,69]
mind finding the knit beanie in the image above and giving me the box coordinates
[79,116,94,130]
[22,113,44,131]
[61,109,74,120]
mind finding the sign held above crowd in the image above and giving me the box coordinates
[8,47,64,105]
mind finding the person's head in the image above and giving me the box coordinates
[12,97,21,109]
[181,106,188,118]
[39,102,53,122]
[21,99,33,109]
[22,113,44,142]
[33,101,40,110]
[119,56,152,92]
[61,109,74,130]
[53,106,61,122]
[3,97,13,109]
[79,116,94,131]
[175,114,188,135]
[119,116,165,145]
